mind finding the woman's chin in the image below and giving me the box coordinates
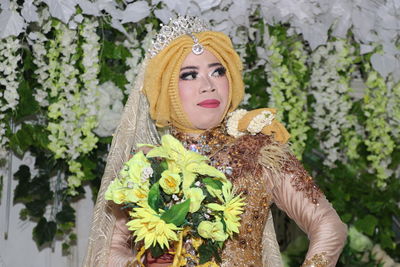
[192,120,221,130]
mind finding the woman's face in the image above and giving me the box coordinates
[178,49,229,130]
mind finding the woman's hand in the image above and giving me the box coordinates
[145,250,174,267]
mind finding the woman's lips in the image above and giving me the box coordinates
[197,99,220,108]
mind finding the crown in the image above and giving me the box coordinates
[148,15,210,58]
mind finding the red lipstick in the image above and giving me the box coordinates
[197,99,220,108]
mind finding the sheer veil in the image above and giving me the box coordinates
[83,57,161,266]
[83,26,283,267]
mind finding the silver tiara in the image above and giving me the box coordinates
[148,15,210,58]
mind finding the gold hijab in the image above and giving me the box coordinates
[143,31,244,133]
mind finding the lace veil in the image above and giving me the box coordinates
[83,17,283,267]
[83,57,161,266]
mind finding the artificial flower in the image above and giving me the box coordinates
[197,220,228,242]
[105,178,128,204]
[207,183,245,235]
[184,187,206,213]
[127,205,180,249]
[147,135,226,189]
[159,169,181,194]
[191,237,203,250]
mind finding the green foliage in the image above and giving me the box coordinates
[202,177,223,190]
[148,182,164,211]
[150,243,165,258]
[161,199,190,226]
[198,241,222,264]
[9,123,49,157]
[33,218,57,247]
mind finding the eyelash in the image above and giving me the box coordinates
[179,67,226,81]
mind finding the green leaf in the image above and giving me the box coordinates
[79,156,97,181]
[354,215,378,236]
[198,243,214,264]
[160,199,190,226]
[9,124,49,157]
[379,230,395,250]
[13,165,32,202]
[33,218,57,247]
[56,203,75,224]
[25,200,47,217]
[150,243,166,258]
[15,78,39,120]
[202,178,223,190]
[9,125,34,157]
[341,213,353,223]
[198,241,221,264]
[148,182,163,212]
[149,159,166,184]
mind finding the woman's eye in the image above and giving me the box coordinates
[211,67,226,77]
[180,71,198,80]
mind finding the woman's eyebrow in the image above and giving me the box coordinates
[180,66,198,71]
[208,62,222,68]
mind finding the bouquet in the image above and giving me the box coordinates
[105,134,246,266]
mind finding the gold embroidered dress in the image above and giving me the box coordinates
[83,16,347,267]
[172,127,347,267]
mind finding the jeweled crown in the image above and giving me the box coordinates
[148,15,210,58]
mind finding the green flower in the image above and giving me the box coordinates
[197,221,228,242]
[184,187,205,213]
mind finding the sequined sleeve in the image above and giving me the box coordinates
[108,204,137,267]
[271,154,348,267]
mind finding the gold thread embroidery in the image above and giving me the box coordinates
[301,252,329,267]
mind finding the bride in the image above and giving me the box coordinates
[83,16,347,267]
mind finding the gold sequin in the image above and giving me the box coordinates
[301,252,329,267]
[173,126,322,265]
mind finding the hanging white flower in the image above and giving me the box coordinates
[93,81,124,137]
[0,36,21,112]
[310,39,358,167]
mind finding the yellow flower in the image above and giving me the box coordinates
[105,179,128,204]
[127,205,180,249]
[206,183,245,236]
[159,170,181,194]
[119,151,151,185]
[191,237,203,250]
[197,221,228,242]
[126,186,149,204]
[105,177,149,205]
[184,188,205,213]
[147,135,227,189]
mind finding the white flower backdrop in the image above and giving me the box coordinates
[0,0,399,266]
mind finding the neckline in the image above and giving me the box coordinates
[171,126,234,157]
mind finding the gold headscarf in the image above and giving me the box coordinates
[143,31,244,133]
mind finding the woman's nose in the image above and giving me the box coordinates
[199,76,216,93]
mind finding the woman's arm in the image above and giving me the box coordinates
[108,203,136,267]
[271,156,347,267]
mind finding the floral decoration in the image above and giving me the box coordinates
[105,135,245,266]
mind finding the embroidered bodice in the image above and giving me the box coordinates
[108,127,347,267]
[173,127,344,266]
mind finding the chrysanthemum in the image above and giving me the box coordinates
[146,135,227,189]
[127,205,181,249]
[206,183,246,236]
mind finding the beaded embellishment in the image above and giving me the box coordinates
[301,252,328,267]
[148,15,209,58]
